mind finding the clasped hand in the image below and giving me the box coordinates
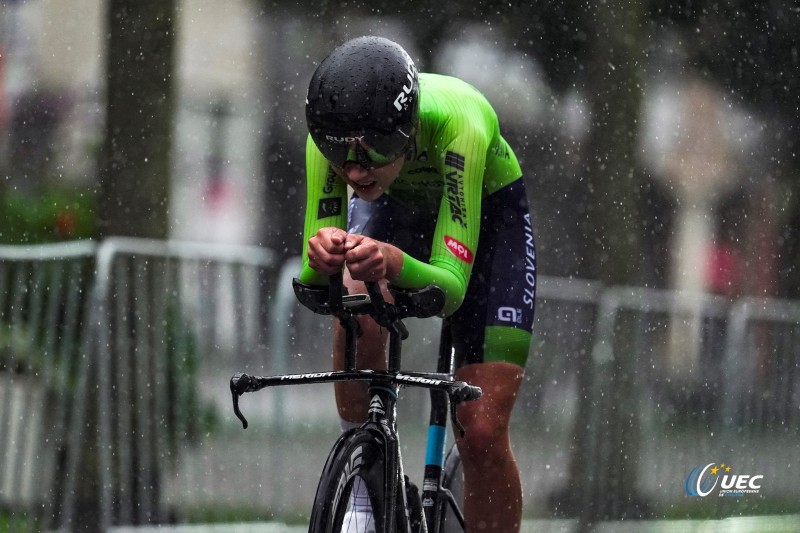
[307,227,394,282]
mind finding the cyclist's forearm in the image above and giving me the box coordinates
[378,240,404,281]
[392,252,466,316]
[299,262,330,285]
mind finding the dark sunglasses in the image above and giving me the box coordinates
[310,126,414,169]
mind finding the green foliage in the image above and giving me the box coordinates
[0,511,39,531]
[0,186,95,244]
[0,324,38,373]
[181,505,291,525]
[162,303,221,451]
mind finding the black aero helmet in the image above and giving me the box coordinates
[306,36,419,168]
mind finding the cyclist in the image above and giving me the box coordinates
[300,36,536,532]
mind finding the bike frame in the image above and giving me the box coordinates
[422,319,466,532]
[231,276,478,532]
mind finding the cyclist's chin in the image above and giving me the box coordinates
[351,183,384,201]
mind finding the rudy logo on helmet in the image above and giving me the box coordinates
[393,59,417,112]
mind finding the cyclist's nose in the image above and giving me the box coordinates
[342,162,369,182]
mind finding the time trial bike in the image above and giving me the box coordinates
[230,273,481,532]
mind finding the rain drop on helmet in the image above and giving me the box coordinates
[305,36,419,169]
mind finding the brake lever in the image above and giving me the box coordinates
[230,373,254,429]
[450,401,466,438]
[232,391,248,429]
[448,382,482,438]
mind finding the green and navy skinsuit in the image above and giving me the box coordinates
[300,73,536,368]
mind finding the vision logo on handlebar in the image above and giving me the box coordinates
[396,373,444,386]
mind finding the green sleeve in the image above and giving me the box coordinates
[394,111,491,316]
[393,252,467,316]
[298,134,348,285]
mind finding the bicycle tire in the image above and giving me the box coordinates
[405,476,424,533]
[309,429,395,533]
[439,445,465,533]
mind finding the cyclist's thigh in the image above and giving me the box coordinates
[451,178,536,369]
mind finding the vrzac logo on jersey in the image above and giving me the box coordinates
[393,59,416,111]
[444,151,467,227]
[444,235,473,264]
[445,171,467,227]
[444,151,465,172]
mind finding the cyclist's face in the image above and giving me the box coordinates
[334,157,405,201]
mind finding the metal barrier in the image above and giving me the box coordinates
[515,276,603,518]
[2,241,799,531]
[58,238,281,531]
[577,287,731,524]
[721,298,800,500]
[575,288,800,526]
[0,241,97,533]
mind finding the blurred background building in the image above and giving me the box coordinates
[1,0,792,298]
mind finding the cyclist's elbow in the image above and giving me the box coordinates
[441,288,466,317]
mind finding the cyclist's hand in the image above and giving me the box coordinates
[344,234,401,281]
[307,227,347,274]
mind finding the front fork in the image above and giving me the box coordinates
[365,384,417,533]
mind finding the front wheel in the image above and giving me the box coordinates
[439,445,465,533]
[309,429,394,533]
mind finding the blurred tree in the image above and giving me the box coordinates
[488,1,647,284]
[649,0,800,297]
[75,1,177,531]
[257,9,314,259]
[547,0,648,525]
[97,0,177,239]
[579,8,646,285]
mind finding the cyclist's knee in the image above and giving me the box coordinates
[456,415,511,463]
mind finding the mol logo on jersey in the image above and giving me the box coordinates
[444,236,473,264]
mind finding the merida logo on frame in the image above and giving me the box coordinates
[685,463,764,497]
